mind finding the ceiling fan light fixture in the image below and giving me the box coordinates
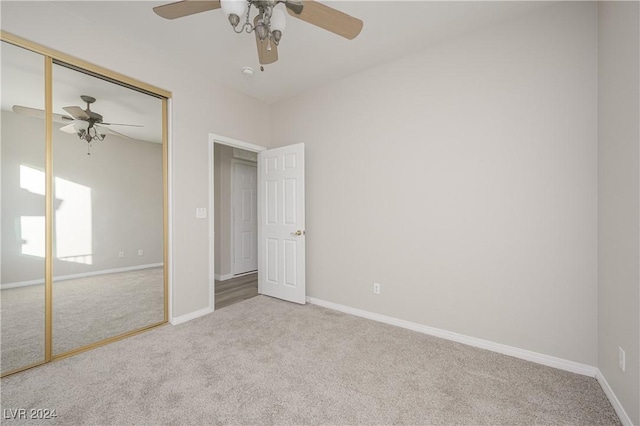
[272,30,282,44]
[75,120,89,131]
[255,21,268,40]
[270,8,286,33]
[228,13,240,27]
[220,0,247,22]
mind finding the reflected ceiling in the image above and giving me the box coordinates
[1,42,163,144]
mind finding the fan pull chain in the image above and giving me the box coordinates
[87,142,92,156]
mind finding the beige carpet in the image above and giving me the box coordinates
[0,295,620,425]
[1,267,164,374]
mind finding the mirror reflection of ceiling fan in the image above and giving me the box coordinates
[153,0,363,68]
[12,95,143,145]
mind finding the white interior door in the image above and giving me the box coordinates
[233,162,258,275]
[258,143,305,304]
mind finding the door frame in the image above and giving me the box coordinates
[230,158,258,277]
[208,133,266,311]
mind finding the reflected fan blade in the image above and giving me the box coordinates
[153,0,221,19]
[59,123,77,134]
[286,0,363,40]
[95,125,134,140]
[255,16,278,65]
[12,105,74,123]
[63,106,90,120]
[100,122,143,127]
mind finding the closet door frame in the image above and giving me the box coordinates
[0,31,171,377]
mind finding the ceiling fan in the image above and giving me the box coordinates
[58,95,142,143]
[13,95,142,144]
[153,0,363,67]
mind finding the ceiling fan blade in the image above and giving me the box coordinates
[95,125,135,141]
[63,106,90,121]
[59,123,77,134]
[100,122,143,127]
[255,16,278,65]
[153,0,221,19]
[12,105,74,124]
[286,0,363,40]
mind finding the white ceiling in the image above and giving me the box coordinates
[1,1,549,141]
[3,1,550,105]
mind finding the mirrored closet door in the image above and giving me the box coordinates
[51,63,165,356]
[0,34,169,376]
[1,42,47,375]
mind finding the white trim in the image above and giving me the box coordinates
[214,273,234,281]
[1,263,164,289]
[232,270,257,278]
[208,138,216,314]
[167,98,174,322]
[208,133,266,313]
[209,133,267,153]
[306,297,597,377]
[169,306,214,325]
[595,369,634,426]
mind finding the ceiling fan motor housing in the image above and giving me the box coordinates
[252,0,278,9]
[80,95,104,123]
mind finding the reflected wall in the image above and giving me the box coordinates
[1,41,46,374]
[51,64,164,355]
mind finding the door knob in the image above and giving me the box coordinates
[290,230,304,236]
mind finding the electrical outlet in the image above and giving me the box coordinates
[373,282,381,295]
[196,208,207,219]
[138,249,144,256]
[118,251,125,258]
[618,347,626,372]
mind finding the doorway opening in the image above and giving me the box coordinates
[210,136,265,310]
[209,134,306,312]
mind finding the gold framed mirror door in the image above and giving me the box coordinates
[0,41,47,375]
[0,33,170,377]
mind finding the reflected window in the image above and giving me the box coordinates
[17,165,93,264]
[18,165,46,258]
[20,216,45,258]
[19,164,45,195]
[54,176,92,265]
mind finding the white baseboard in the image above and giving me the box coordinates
[306,297,597,377]
[595,369,633,426]
[170,306,214,325]
[214,273,234,281]
[1,263,164,290]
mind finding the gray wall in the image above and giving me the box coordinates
[597,2,640,424]
[1,111,163,284]
[272,2,599,365]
